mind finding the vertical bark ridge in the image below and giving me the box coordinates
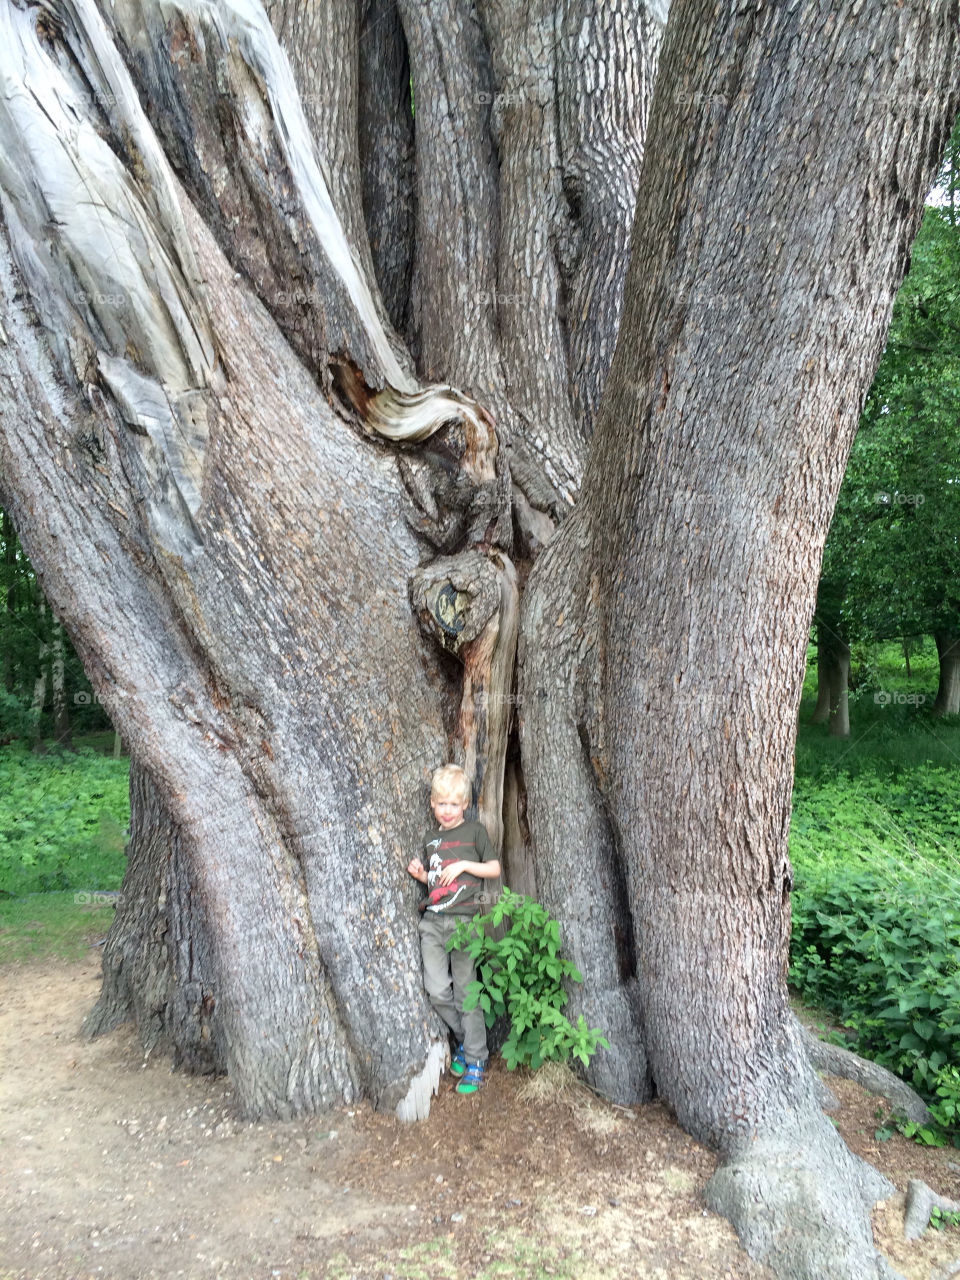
[396,0,503,399]
[264,0,376,299]
[555,0,664,437]
[518,504,651,1104]
[475,0,585,505]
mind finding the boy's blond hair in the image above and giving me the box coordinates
[431,763,471,806]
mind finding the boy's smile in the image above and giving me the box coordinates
[431,794,466,829]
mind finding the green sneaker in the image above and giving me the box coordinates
[456,1061,483,1094]
[450,1043,466,1077]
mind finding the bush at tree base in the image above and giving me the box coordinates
[448,888,608,1072]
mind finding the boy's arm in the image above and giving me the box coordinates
[435,825,500,884]
[406,857,428,884]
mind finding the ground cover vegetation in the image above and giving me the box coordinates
[792,641,960,1143]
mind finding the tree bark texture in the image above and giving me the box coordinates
[933,629,960,716]
[521,1,958,1275]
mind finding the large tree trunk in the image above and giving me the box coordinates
[932,629,960,716]
[0,0,660,1120]
[521,1,958,1276]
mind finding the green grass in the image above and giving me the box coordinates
[0,890,117,964]
[0,740,128,897]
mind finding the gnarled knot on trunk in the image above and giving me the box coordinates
[408,551,502,657]
[409,550,519,851]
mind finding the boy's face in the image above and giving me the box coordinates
[431,790,466,829]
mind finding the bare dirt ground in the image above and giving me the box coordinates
[2,949,960,1280]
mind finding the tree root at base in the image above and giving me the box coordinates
[796,1022,931,1124]
[903,1178,960,1241]
[703,1108,903,1280]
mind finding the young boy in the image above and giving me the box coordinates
[407,764,500,1094]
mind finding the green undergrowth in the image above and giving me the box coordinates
[449,888,608,1072]
[0,742,128,897]
[790,641,960,1143]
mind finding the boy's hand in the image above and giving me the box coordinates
[407,858,426,883]
[437,860,466,886]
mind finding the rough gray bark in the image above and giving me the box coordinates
[520,0,958,1276]
[357,0,416,339]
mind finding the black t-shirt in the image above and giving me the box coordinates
[419,820,496,916]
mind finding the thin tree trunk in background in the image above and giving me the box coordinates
[828,641,851,739]
[29,597,48,752]
[902,637,912,679]
[810,645,831,724]
[50,619,73,749]
[933,630,960,716]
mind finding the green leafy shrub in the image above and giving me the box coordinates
[0,688,39,745]
[789,857,960,1139]
[0,744,129,896]
[448,887,608,1071]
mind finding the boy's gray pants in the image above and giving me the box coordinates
[417,911,488,1066]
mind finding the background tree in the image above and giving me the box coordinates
[0,1,957,1277]
[0,506,111,745]
[815,119,960,723]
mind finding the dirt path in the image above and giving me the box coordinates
[1,952,958,1280]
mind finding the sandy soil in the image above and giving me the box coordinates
[1,949,959,1280]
